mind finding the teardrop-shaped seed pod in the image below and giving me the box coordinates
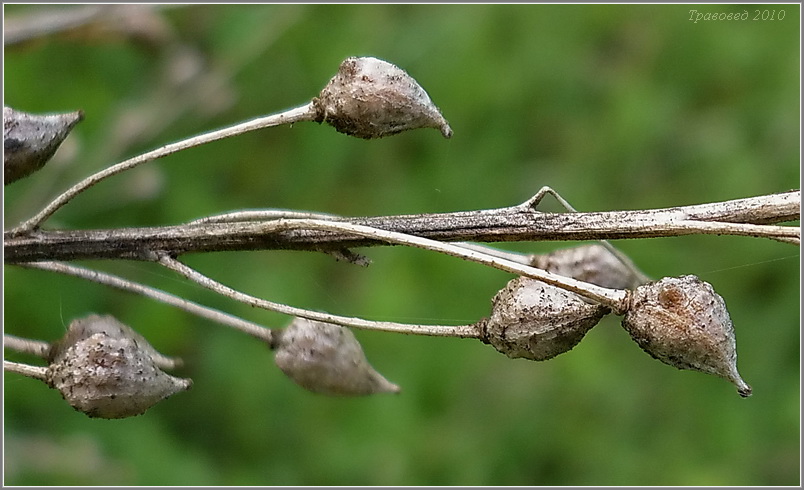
[45,315,192,418]
[479,277,611,361]
[273,317,401,396]
[530,244,649,290]
[4,106,84,185]
[48,314,182,370]
[622,275,751,397]
[312,56,452,139]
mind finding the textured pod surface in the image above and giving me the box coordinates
[312,56,452,139]
[622,275,751,397]
[46,330,192,419]
[530,243,648,290]
[49,314,181,370]
[480,277,610,361]
[4,106,83,184]
[273,317,400,396]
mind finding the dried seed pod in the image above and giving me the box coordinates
[530,244,649,290]
[46,314,191,418]
[4,106,84,185]
[479,277,611,361]
[622,275,751,397]
[312,56,452,139]
[48,314,181,370]
[273,317,400,396]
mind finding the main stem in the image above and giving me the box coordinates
[5,190,799,263]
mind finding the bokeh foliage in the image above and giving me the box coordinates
[3,4,799,486]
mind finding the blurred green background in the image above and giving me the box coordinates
[3,4,800,486]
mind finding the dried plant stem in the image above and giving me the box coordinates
[7,102,318,237]
[268,219,631,312]
[187,205,653,285]
[5,191,798,263]
[188,209,338,224]
[15,261,274,343]
[452,243,533,265]
[3,360,48,382]
[525,186,652,284]
[188,209,556,264]
[157,254,480,339]
[155,214,631,340]
[3,334,51,358]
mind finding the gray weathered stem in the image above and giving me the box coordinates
[3,334,51,358]
[157,255,480,338]
[14,261,275,343]
[6,103,318,237]
[3,360,49,382]
[266,218,631,311]
[4,190,799,263]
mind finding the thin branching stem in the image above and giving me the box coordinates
[155,215,633,340]
[524,186,652,283]
[188,208,584,272]
[188,209,338,225]
[15,261,275,343]
[157,254,481,338]
[7,102,318,237]
[267,219,632,312]
[4,360,48,382]
[3,334,51,358]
